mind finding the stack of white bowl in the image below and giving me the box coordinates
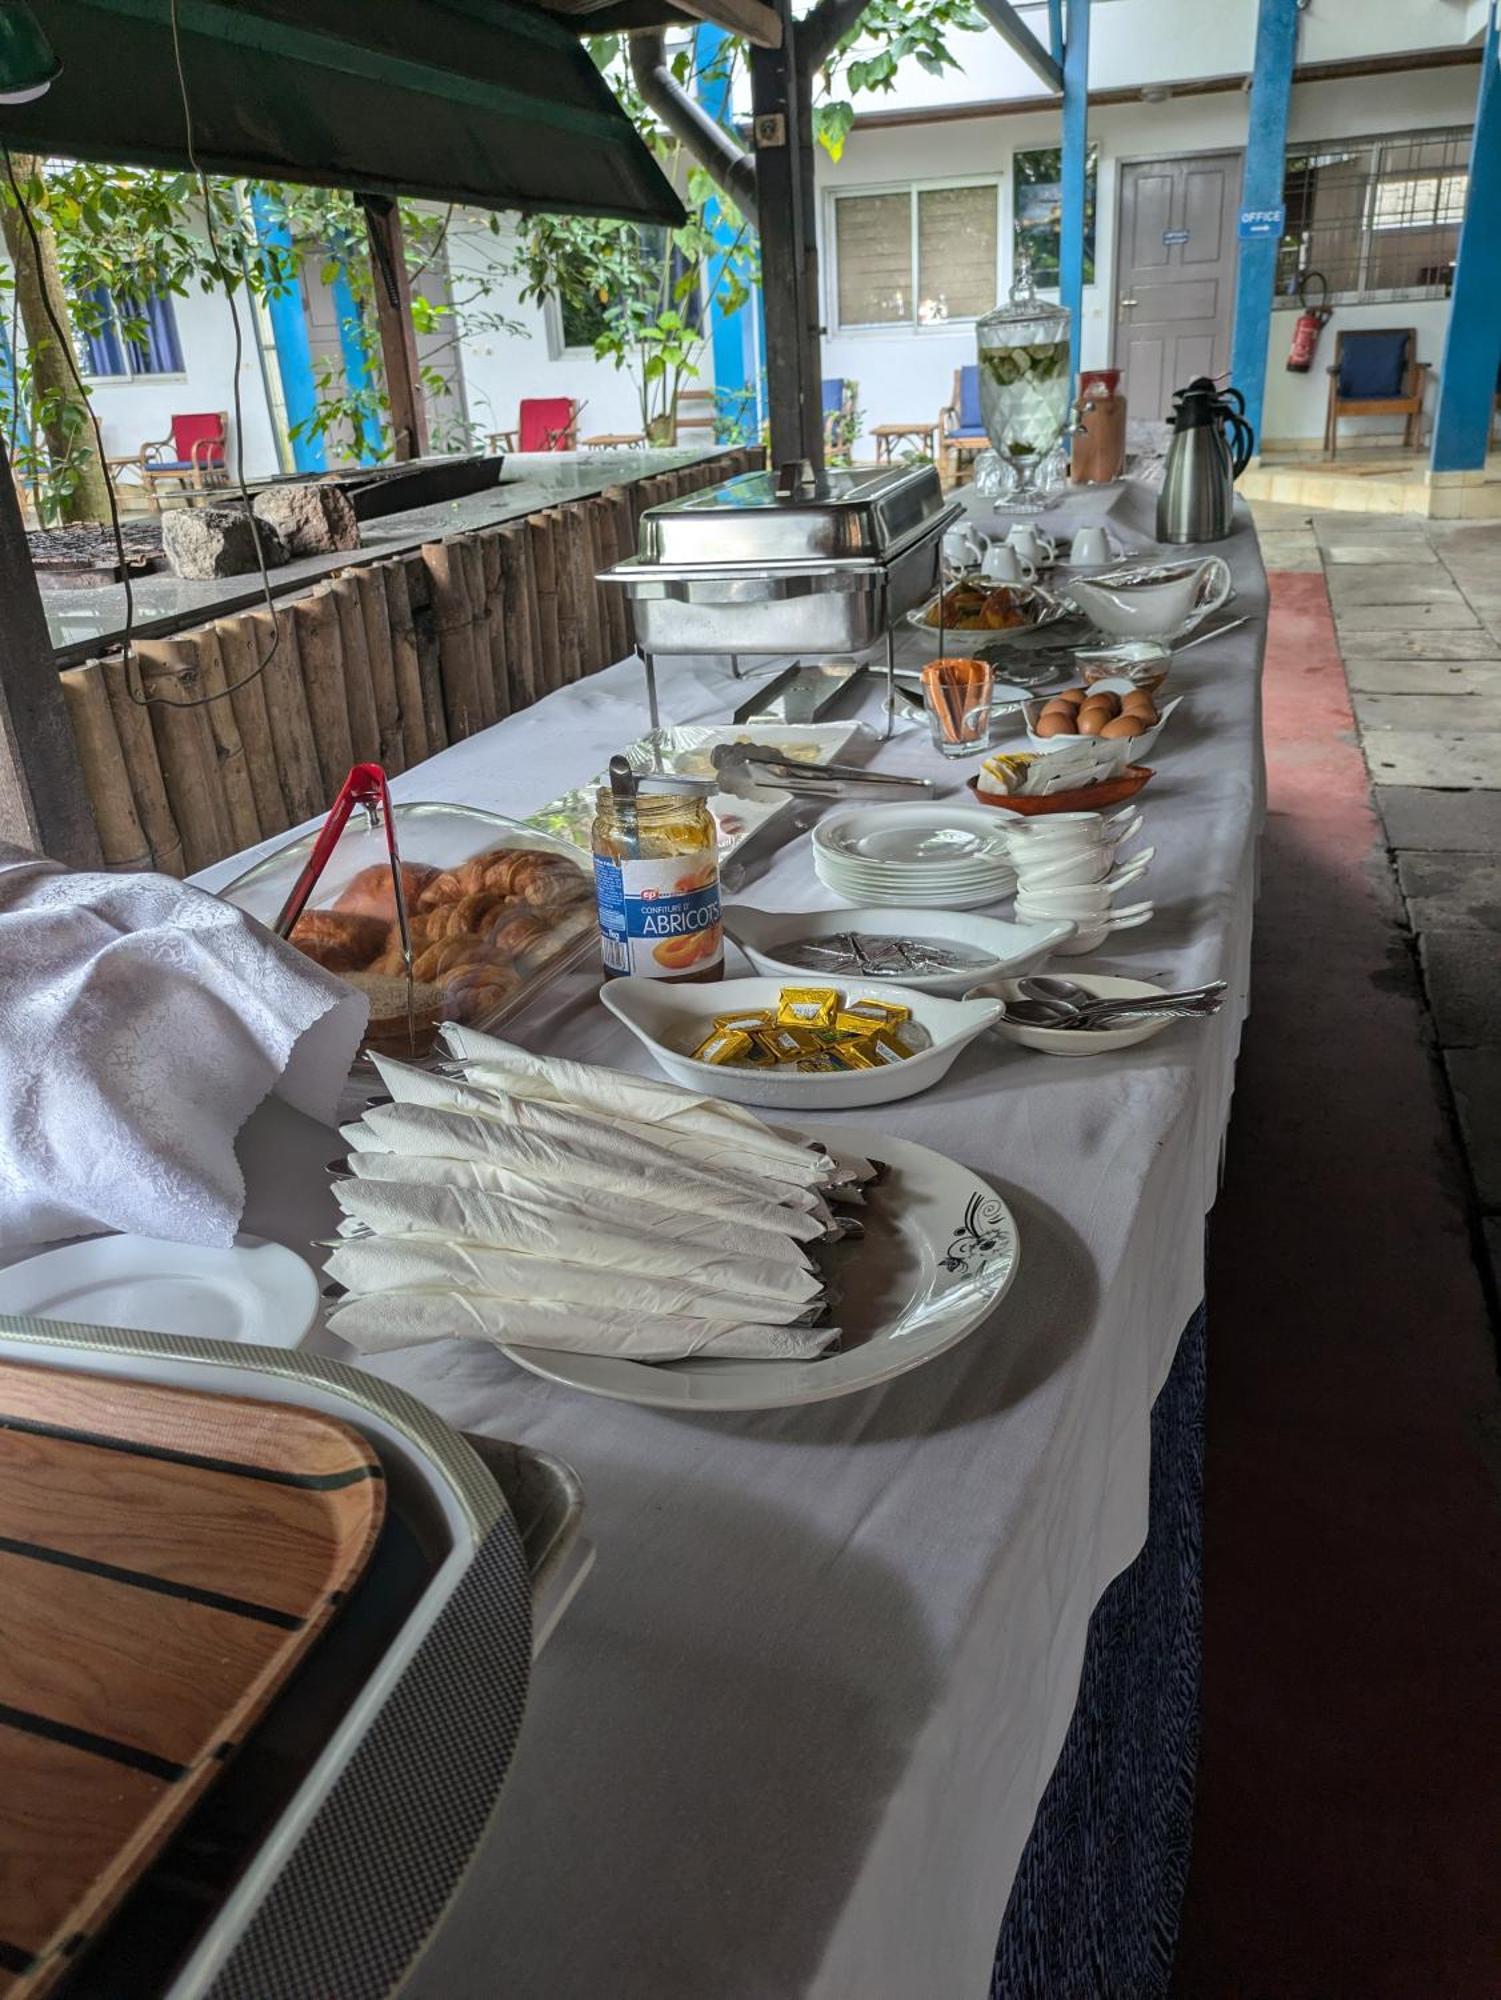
[1003,807,1154,955]
[812,804,1017,910]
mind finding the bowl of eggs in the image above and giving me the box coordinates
[1023,682,1180,769]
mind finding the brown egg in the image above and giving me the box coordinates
[1121,690,1158,719]
[1076,707,1108,736]
[1040,698,1076,718]
[1100,713,1150,739]
[1080,691,1120,719]
[1036,711,1077,737]
[1055,687,1088,707]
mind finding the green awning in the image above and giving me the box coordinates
[0,0,685,224]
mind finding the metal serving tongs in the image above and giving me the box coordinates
[709,741,932,797]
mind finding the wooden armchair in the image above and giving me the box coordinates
[131,412,229,507]
[1324,329,1430,457]
[939,366,989,485]
[489,398,581,453]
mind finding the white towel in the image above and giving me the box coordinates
[0,844,365,1249]
[327,1288,840,1362]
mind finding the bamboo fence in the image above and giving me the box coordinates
[62,448,761,875]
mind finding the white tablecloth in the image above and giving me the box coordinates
[198,491,1266,1998]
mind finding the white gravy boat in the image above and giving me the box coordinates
[1064,556,1231,641]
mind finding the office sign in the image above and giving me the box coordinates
[1238,204,1286,240]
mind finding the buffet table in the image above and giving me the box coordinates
[198,491,1267,1997]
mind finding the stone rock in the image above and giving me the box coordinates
[160,506,286,581]
[253,481,360,559]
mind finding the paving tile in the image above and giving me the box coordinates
[1345,659,1501,696]
[1376,786,1501,850]
[1321,541,1441,565]
[1258,533,1322,573]
[1355,693,1501,732]
[1338,628,1501,660]
[1443,1047,1501,1204]
[1334,599,1480,632]
[1326,568,1469,608]
[1359,731,1501,788]
[1395,850,1501,930]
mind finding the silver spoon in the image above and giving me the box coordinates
[1021,974,1226,1012]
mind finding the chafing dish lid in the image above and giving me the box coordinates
[638,459,948,568]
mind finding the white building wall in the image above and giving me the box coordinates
[817,61,1480,454]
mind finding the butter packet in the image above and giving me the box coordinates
[691,1026,754,1067]
[776,987,839,1029]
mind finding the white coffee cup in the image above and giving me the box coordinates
[1014,841,1154,891]
[1070,525,1116,566]
[943,524,991,571]
[1006,524,1056,568]
[1043,901,1156,954]
[980,543,1035,584]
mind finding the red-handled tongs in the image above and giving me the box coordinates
[271,763,414,972]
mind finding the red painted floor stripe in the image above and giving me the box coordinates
[1172,572,1501,1999]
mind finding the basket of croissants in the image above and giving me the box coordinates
[284,842,595,1057]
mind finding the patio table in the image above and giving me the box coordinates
[194,487,1268,1996]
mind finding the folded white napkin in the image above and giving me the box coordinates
[331,1174,820,1282]
[335,1151,830,1245]
[368,1055,834,1204]
[327,1288,840,1362]
[0,844,366,1249]
[343,1101,828,1228]
[326,1235,821,1324]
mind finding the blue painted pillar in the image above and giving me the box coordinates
[1047,0,1063,69]
[1431,1,1501,474]
[249,190,325,473]
[694,23,766,441]
[1229,0,1299,456]
[0,314,28,449]
[1059,0,1091,392]
[332,262,382,464]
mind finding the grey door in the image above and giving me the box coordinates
[1114,153,1242,420]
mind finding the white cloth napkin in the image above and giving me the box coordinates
[327,1289,839,1362]
[0,844,366,1250]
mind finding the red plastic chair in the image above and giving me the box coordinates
[489,398,579,454]
[136,411,229,506]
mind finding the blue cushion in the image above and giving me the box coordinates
[822,378,846,416]
[947,427,988,441]
[1338,332,1410,400]
[958,365,983,430]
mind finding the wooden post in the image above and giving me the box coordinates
[458,536,498,730]
[354,566,405,774]
[134,638,236,873]
[250,604,326,825]
[424,541,484,742]
[479,533,511,723]
[292,589,355,800]
[383,561,433,766]
[180,627,263,852]
[527,512,563,697]
[329,576,381,765]
[361,195,429,463]
[496,524,538,715]
[400,554,448,754]
[100,655,185,877]
[0,435,102,866]
[214,615,291,839]
[58,665,151,871]
[750,1,825,471]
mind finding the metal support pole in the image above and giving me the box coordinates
[1229,0,1299,455]
[249,190,325,474]
[974,0,1064,94]
[750,0,824,471]
[1431,1,1501,475]
[1046,0,1063,68]
[361,194,430,463]
[0,432,102,867]
[1059,0,1091,392]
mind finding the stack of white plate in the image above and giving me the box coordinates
[811,804,1017,910]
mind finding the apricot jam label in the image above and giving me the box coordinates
[593,854,723,978]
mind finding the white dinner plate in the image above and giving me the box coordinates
[501,1125,1020,1410]
[0,1233,320,1347]
[814,804,1013,867]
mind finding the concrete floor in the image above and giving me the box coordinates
[1173,563,1501,1997]
[1250,497,1501,1316]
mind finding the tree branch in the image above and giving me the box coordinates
[798,0,875,77]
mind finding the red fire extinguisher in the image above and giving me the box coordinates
[1286,271,1332,374]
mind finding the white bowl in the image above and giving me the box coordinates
[971,974,1182,1056]
[723,904,1075,995]
[1063,557,1231,641]
[598,975,1002,1109]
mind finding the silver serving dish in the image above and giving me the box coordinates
[904,580,1078,654]
[602,460,962,659]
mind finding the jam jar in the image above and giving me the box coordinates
[591,784,723,981]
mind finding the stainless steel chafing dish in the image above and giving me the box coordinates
[604,459,961,659]
[601,459,961,738]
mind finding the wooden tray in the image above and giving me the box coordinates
[0,1361,385,1999]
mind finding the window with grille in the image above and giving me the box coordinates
[830,181,1000,331]
[1277,127,1471,304]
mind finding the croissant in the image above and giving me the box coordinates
[333,861,440,923]
[439,958,521,1024]
[488,911,556,959]
[289,909,389,973]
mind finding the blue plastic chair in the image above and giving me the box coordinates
[1325,328,1429,456]
[941,365,988,483]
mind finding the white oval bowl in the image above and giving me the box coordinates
[723,904,1075,995]
[970,973,1182,1056]
[599,975,1003,1109]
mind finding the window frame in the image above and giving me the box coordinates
[1276,124,1471,310]
[825,174,1004,337]
[76,284,187,383]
